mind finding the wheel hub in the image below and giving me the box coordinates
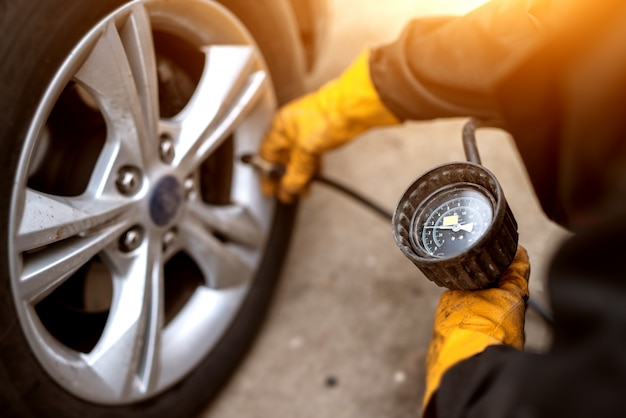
[150,176,182,227]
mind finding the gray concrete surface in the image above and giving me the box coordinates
[201,1,570,417]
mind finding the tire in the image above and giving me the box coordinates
[0,1,303,416]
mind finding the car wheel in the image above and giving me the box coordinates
[0,0,302,416]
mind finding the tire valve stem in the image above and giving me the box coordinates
[240,154,285,180]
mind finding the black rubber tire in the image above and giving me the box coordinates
[0,1,302,416]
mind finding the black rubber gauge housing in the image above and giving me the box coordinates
[392,161,518,290]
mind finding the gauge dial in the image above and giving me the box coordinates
[392,161,518,289]
[410,185,494,258]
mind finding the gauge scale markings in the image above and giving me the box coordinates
[412,187,494,258]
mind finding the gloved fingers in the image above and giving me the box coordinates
[277,187,298,204]
[497,245,530,297]
[260,173,279,198]
[277,146,320,203]
[259,115,292,167]
[259,115,293,199]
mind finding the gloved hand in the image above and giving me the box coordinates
[259,50,400,203]
[423,246,531,411]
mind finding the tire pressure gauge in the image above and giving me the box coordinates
[392,120,518,290]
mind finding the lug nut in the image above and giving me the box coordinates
[162,229,177,252]
[119,226,144,253]
[116,166,142,196]
[159,133,175,164]
[184,177,196,200]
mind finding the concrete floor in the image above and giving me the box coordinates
[202,1,570,417]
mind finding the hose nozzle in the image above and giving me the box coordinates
[240,154,285,179]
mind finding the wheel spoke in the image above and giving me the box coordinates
[172,45,268,172]
[73,10,155,176]
[84,240,163,397]
[119,4,160,141]
[17,188,136,252]
[17,219,132,304]
[135,252,163,394]
[186,200,263,248]
[179,217,253,288]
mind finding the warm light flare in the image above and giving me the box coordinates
[405,0,491,16]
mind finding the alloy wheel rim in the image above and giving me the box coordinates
[9,0,276,404]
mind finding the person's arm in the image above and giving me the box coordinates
[259,0,552,202]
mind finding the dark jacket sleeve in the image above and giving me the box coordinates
[369,0,626,228]
[369,0,548,122]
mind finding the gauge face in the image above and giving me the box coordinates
[411,185,494,258]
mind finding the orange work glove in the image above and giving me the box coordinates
[259,50,400,203]
[423,246,531,412]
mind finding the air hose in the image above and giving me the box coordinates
[240,154,554,326]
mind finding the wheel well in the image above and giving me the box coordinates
[217,0,308,103]
[287,0,328,71]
